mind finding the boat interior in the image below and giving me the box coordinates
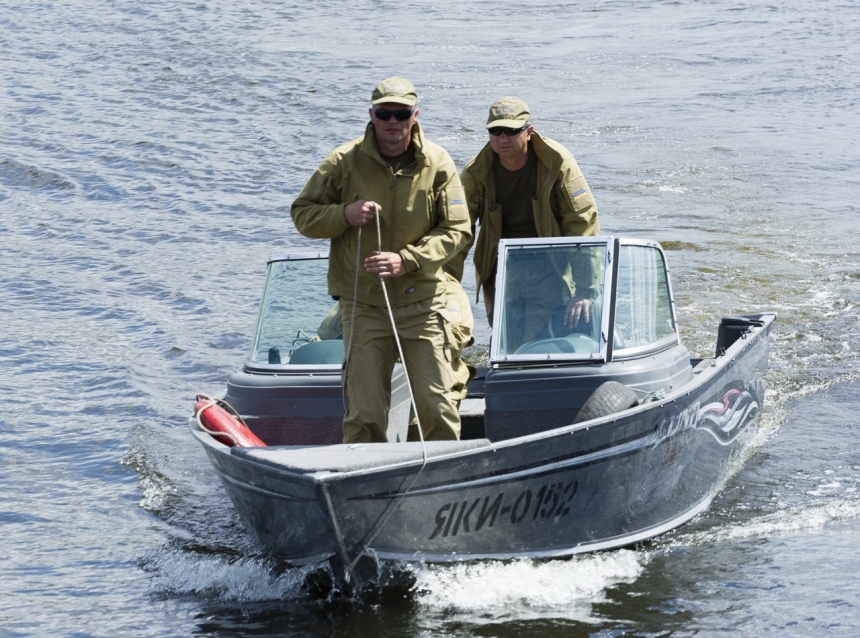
[222,237,758,448]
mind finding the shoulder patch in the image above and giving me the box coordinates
[571,188,588,200]
[451,199,466,206]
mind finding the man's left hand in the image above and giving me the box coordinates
[564,296,593,329]
[365,251,405,278]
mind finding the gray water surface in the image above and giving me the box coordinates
[2,0,859,635]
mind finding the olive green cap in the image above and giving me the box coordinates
[371,77,418,106]
[486,96,531,129]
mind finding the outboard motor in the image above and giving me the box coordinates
[715,315,766,356]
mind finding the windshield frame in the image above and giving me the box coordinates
[245,252,340,373]
[490,237,617,365]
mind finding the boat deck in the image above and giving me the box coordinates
[231,439,492,475]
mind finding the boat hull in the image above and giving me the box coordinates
[192,315,772,566]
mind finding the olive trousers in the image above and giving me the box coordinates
[340,292,462,443]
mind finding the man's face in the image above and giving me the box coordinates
[488,124,534,162]
[369,102,418,149]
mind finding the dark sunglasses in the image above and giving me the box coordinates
[488,125,527,137]
[373,108,414,122]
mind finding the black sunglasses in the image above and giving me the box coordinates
[373,108,414,122]
[488,125,528,137]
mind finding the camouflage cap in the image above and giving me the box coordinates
[486,96,531,129]
[371,77,418,106]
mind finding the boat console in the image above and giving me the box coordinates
[482,237,692,440]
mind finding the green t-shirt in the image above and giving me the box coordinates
[381,146,416,173]
[494,145,538,238]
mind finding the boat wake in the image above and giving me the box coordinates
[663,498,860,551]
[143,546,646,615]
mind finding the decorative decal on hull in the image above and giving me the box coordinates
[698,386,759,443]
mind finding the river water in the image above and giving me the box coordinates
[2,0,859,635]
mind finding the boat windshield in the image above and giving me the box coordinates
[492,238,612,362]
[613,242,677,353]
[248,254,343,368]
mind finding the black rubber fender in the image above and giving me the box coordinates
[573,381,640,424]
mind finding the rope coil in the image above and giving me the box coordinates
[193,393,250,447]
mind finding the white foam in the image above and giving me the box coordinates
[148,550,306,602]
[676,500,860,547]
[658,185,688,193]
[414,551,645,620]
[135,472,174,513]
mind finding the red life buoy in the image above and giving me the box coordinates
[194,396,266,448]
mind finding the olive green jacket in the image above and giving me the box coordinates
[291,122,471,308]
[452,132,600,299]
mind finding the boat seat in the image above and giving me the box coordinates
[289,339,344,365]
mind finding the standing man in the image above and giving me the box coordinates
[290,78,472,443]
[451,97,601,341]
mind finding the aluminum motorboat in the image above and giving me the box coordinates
[190,236,775,581]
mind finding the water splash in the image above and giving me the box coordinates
[680,499,860,548]
[144,548,308,602]
[414,552,645,621]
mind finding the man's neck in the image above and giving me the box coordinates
[498,149,529,171]
[376,134,413,157]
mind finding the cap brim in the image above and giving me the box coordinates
[372,96,417,106]
[486,118,527,129]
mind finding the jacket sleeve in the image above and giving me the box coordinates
[290,151,351,239]
[399,156,473,274]
[460,165,483,231]
[553,158,601,299]
[441,165,481,281]
[552,157,600,238]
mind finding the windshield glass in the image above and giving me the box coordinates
[249,256,343,366]
[614,244,676,351]
[494,240,608,359]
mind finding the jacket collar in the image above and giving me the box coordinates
[466,130,563,179]
[360,121,429,172]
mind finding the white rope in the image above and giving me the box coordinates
[342,203,430,577]
[341,225,362,414]
[343,204,426,450]
[372,204,426,449]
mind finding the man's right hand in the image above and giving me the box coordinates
[344,199,380,226]
[564,296,593,329]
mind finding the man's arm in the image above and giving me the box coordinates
[553,156,600,238]
[441,165,481,282]
[290,152,351,239]
[553,157,602,325]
